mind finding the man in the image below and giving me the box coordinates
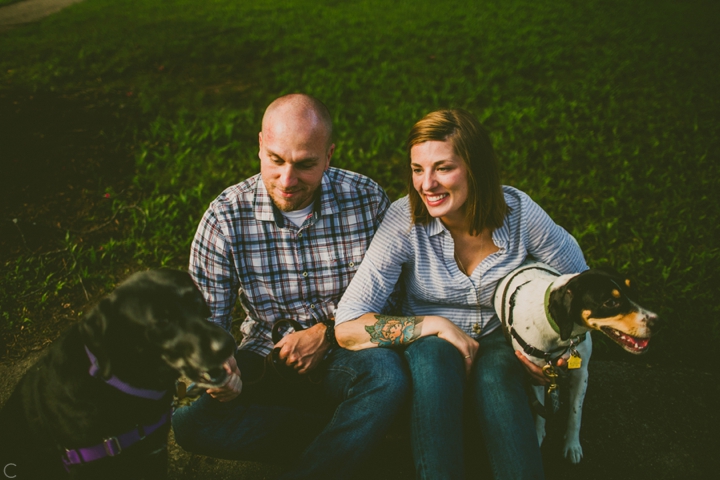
[172,94,409,479]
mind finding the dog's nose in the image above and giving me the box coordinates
[645,311,660,329]
[204,367,227,385]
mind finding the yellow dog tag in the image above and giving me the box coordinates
[567,352,582,370]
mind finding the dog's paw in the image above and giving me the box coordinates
[563,441,583,464]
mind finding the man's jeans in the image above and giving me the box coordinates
[404,329,545,480]
[172,346,409,480]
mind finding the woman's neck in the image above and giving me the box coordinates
[440,211,470,236]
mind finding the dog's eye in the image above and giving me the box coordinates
[603,298,620,308]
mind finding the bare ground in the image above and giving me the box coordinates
[1,350,718,480]
[0,0,85,32]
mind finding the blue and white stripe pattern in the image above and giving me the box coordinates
[190,167,390,356]
[335,186,588,338]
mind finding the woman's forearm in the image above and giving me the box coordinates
[336,313,444,351]
[336,313,480,373]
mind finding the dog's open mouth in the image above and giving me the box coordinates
[181,366,228,388]
[600,327,650,354]
[196,367,228,387]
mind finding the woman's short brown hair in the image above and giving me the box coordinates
[406,109,507,235]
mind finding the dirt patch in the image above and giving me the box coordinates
[0,0,85,32]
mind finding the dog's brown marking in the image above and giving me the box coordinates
[624,278,631,288]
[611,289,621,298]
[582,311,652,339]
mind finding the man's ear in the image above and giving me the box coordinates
[549,284,575,341]
[81,298,113,379]
[325,143,335,170]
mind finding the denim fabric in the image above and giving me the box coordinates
[172,347,409,480]
[404,336,467,479]
[403,330,544,480]
[470,329,545,480]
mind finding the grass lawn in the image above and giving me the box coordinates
[1,0,718,366]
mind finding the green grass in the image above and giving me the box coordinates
[1,0,718,365]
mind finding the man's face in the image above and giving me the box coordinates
[259,118,334,212]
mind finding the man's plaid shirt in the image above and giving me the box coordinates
[189,167,390,356]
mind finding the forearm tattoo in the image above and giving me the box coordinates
[365,315,423,347]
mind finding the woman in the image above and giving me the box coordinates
[334,109,587,480]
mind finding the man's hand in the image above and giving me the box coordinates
[206,355,242,402]
[515,351,566,385]
[276,323,330,374]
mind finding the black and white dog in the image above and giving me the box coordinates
[494,261,658,464]
[0,269,235,479]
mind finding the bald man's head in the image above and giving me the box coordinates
[261,94,333,149]
[258,94,336,212]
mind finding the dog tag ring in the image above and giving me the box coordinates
[542,364,559,393]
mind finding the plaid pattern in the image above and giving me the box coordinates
[190,167,390,356]
[335,186,588,338]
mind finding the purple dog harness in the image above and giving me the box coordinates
[60,346,173,472]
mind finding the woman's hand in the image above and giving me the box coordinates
[426,316,479,375]
[515,351,566,385]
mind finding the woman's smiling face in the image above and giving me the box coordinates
[410,139,469,225]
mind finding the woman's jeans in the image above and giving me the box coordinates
[404,329,545,480]
[172,347,409,480]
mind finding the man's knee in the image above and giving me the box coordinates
[172,407,200,452]
[328,348,410,402]
[171,394,225,452]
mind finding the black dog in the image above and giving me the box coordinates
[0,269,235,478]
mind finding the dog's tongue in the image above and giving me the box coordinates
[602,327,650,353]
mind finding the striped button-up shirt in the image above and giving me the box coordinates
[190,167,390,356]
[335,186,588,338]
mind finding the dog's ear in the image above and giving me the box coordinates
[549,284,575,341]
[81,298,113,379]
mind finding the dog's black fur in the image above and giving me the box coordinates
[0,269,235,479]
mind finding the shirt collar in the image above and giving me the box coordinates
[424,214,509,249]
[425,217,447,237]
[253,171,341,226]
[493,215,509,249]
[316,170,341,216]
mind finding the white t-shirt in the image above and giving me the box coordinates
[282,204,314,227]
